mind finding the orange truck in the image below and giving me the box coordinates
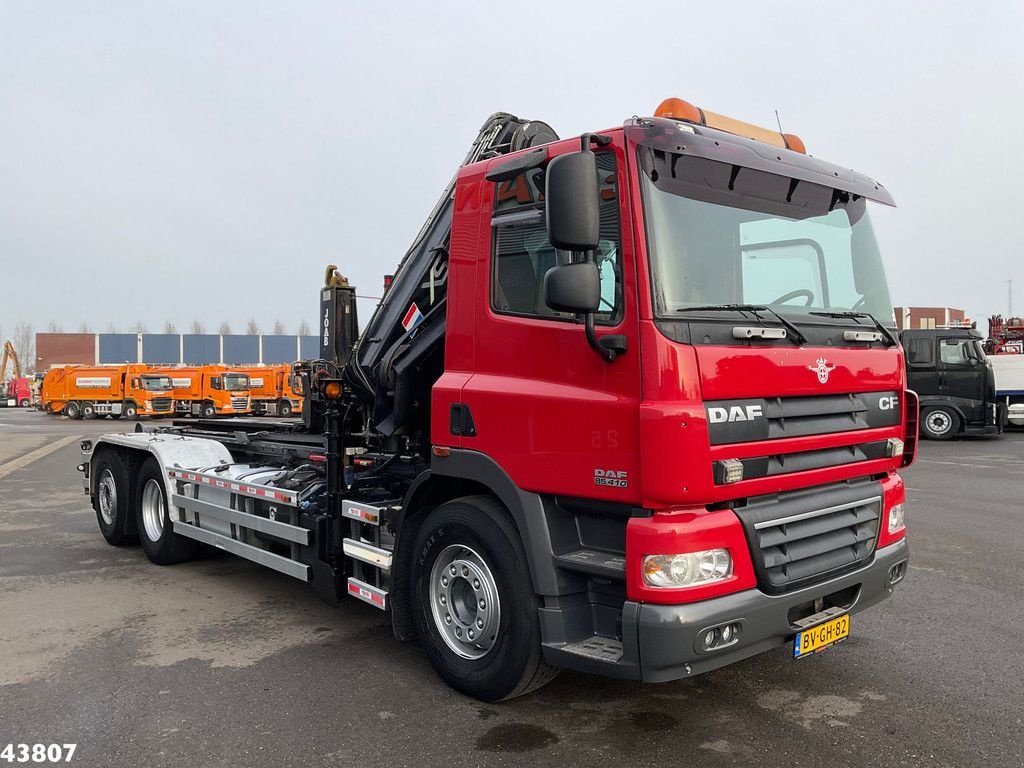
[158,365,251,417]
[41,365,174,419]
[236,365,303,416]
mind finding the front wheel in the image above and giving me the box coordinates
[136,459,199,565]
[19,399,29,408]
[412,496,557,701]
[921,406,960,440]
[279,400,293,417]
[200,402,217,418]
[123,401,138,419]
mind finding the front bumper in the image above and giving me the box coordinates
[631,538,908,682]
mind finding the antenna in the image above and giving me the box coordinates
[1009,278,1014,316]
[774,109,783,133]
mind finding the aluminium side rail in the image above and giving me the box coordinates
[167,468,311,581]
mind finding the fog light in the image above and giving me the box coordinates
[643,549,733,588]
[887,438,904,458]
[703,629,717,649]
[714,458,744,484]
[887,502,905,534]
[720,624,734,643]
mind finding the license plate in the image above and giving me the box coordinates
[793,613,850,658]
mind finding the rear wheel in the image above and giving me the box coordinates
[412,496,557,701]
[64,401,81,420]
[81,401,96,419]
[136,459,199,565]
[94,451,136,545]
[279,400,293,417]
[921,406,959,440]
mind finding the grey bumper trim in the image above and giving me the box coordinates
[630,538,909,682]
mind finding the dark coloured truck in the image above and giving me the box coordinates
[901,327,1004,439]
[78,100,914,701]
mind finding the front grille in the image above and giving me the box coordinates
[231,396,248,411]
[734,482,881,594]
[715,439,891,483]
[706,391,901,445]
[152,397,173,412]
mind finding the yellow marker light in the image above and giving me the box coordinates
[654,97,807,154]
[324,382,342,399]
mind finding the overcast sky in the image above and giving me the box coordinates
[1,1,1022,339]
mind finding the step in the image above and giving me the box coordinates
[341,500,393,526]
[554,549,626,580]
[347,577,387,610]
[561,636,624,663]
[343,538,393,570]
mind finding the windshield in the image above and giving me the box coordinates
[640,151,894,325]
[223,374,249,390]
[141,375,173,391]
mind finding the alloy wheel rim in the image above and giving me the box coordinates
[141,479,165,542]
[97,469,117,525]
[429,544,501,660]
[927,411,951,435]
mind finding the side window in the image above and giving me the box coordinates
[491,152,621,323]
[939,338,973,367]
[905,338,934,367]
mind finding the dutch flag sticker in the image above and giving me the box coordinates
[402,302,425,332]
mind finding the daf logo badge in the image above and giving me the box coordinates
[808,357,836,384]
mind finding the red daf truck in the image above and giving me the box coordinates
[78,102,913,701]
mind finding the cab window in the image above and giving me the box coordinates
[939,338,974,367]
[490,152,621,324]
[905,338,934,367]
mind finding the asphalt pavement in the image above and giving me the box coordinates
[0,408,1021,767]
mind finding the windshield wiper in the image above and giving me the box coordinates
[809,311,897,346]
[678,304,807,346]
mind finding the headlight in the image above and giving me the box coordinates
[144,400,152,409]
[642,549,733,588]
[888,502,905,534]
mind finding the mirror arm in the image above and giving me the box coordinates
[580,133,612,151]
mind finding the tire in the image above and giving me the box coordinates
[279,400,293,417]
[921,406,960,440]
[64,401,81,420]
[93,450,137,545]
[19,399,29,408]
[123,401,138,419]
[136,458,198,565]
[200,402,217,418]
[412,495,558,701]
[81,401,96,419]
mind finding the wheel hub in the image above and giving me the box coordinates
[429,545,501,659]
[97,469,117,525]
[927,411,951,434]
[141,479,165,543]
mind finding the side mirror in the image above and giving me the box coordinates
[545,151,600,251]
[544,262,601,314]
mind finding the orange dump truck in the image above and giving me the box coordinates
[158,365,251,417]
[41,365,174,419]
[237,365,303,416]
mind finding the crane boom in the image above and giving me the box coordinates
[344,112,558,436]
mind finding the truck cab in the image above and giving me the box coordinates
[901,328,1003,439]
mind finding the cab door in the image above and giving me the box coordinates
[460,139,643,503]
[937,336,985,423]
[903,334,939,397]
